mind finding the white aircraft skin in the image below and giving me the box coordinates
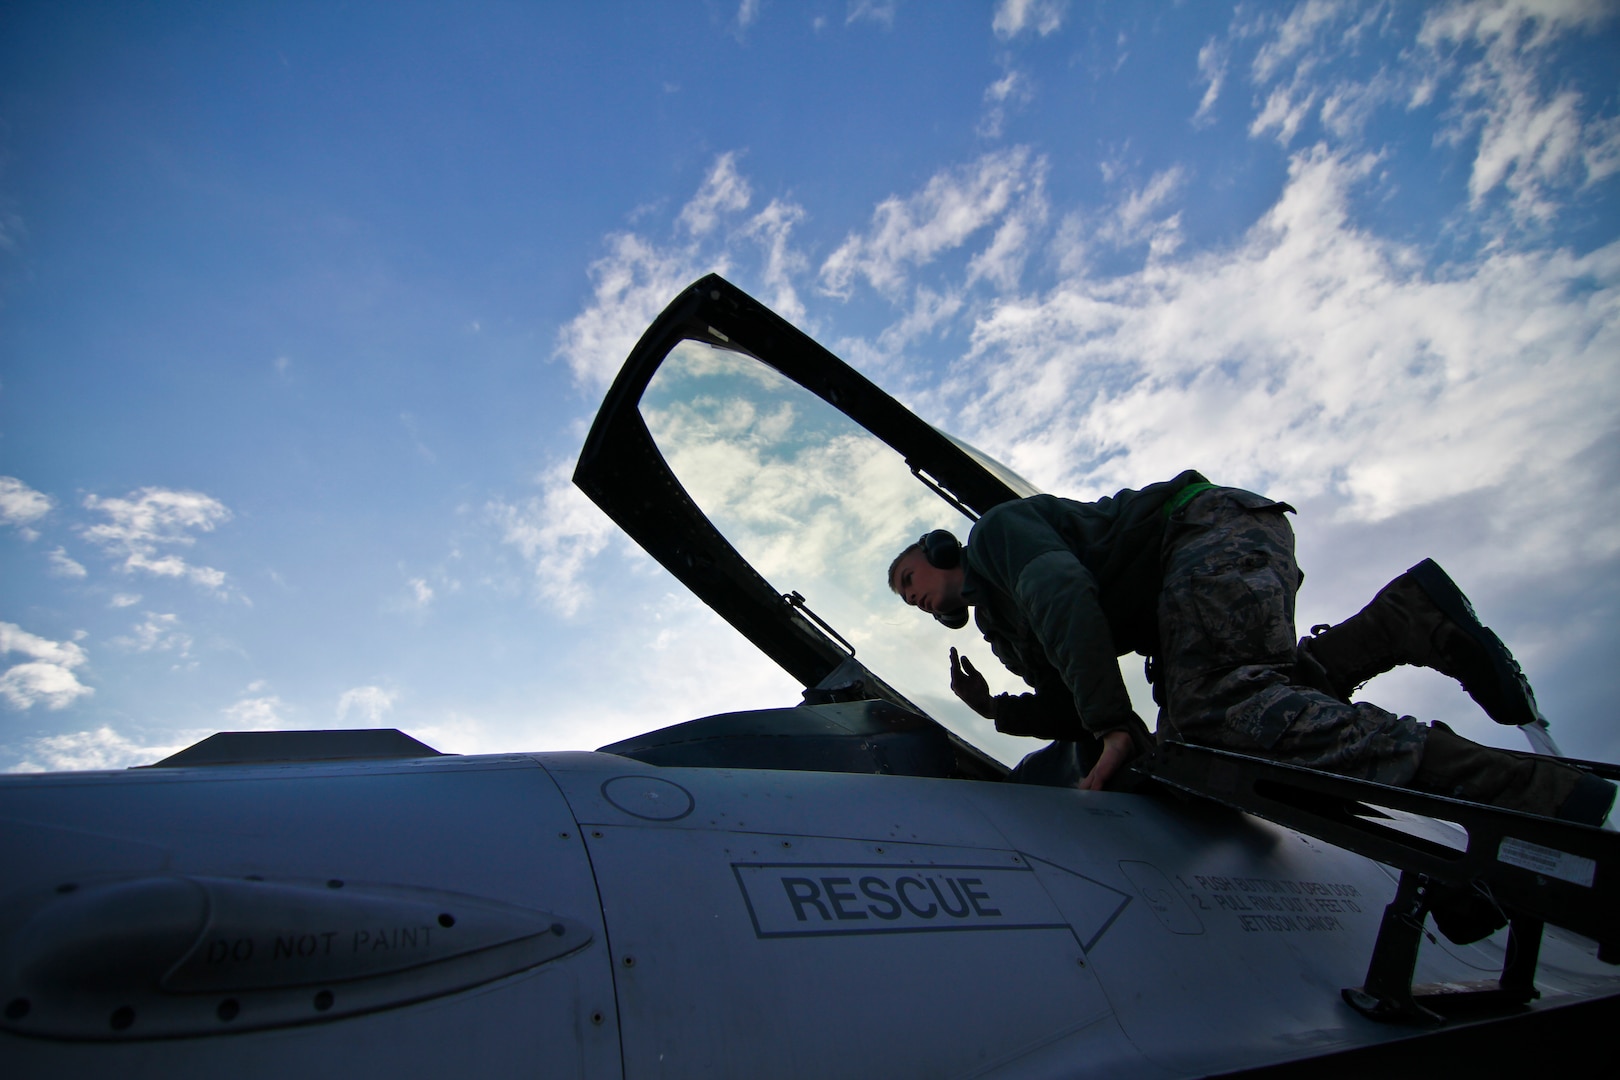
[2,745,1615,1078]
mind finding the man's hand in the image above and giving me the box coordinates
[949,647,995,720]
[1077,729,1135,791]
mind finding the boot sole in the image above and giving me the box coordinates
[1406,558,1542,727]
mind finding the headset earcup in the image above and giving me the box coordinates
[920,529,961,569]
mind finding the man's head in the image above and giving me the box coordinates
[888,533,968,626]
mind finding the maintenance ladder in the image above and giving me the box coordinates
[1135,742,1620,1024]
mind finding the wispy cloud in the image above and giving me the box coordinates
[406,576,434,608]
[112,612,192,657]
[819,146,1047,299]
[978,69,1034,139]
[490,461,617,617]
[847,0,897,28]
[1093,165,1186,258]
[80,487,232,592]
[47,547,87,578]
[992,0,1068,40]
[679,152,753,237]
[223,689,287,730]
[1192,39,1228,128]
[554,151,809,392]
[0,476,52,541]
[1232,0,1618,226]
[951,147,1619,577]
[744,197,810,323]
[8,725,189,772]
[1250,0,1352,86]
[1422,0,1620,223]
[338,685,396,725]
[0,621,92,710]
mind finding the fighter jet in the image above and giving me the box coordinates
[2,275,1616,1077]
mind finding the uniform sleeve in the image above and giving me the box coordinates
[1015,551,1142,738]
[970,505,1142,740]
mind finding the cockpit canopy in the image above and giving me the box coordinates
[575,275,1045,780]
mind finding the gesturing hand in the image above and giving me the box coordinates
[949,647,995,720]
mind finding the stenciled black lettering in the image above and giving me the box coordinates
[400,926,419,947]
[275,935,296,960]
[207,939,230,964]
[353,930,370,952]
[820,877,868,921]
[320,931,337,955]
[232,937,254,961]
[782,877,830,922]
[958,878,1000,917]
[928,877,970,918]
[896,877,937,918]
[859,877,902,921]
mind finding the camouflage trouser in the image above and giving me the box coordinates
[1156,488,1427,786]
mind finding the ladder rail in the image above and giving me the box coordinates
[1135,741,1619,947]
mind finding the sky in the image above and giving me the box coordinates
[1,0,1617,774]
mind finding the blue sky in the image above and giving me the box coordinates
[2,0,1617,772]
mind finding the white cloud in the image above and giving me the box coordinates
[992,0,1067,40]
[109,593,141,608]
[978,69,1034,139]
[337,685,396,725]
[847,0,897,27]
[113,612,192,657]
[554,230,709,391]
[947,147,1619,587]
[1192,39,1227,128]
[1232,0,1618,223]
[1251,0,1350,85]
[491,460,617,617]
[736,0,761,32]
[744,197,810,323]
[1095,166,1186,257]
[1250,84,1318,145]
[554,152,814,393]
[1421,0,1620,223]
[222,693,287,730]
[678,152,753,237]
[8,725,189,772]
[80,487,232,592]
[819,146,1047,299]
[0,476,52,540]
[407,576,434,607]
[0,621,92,710]
[47,547,87,578]
[871,285,965,358]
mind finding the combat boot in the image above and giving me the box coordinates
[1298,558,1542,727]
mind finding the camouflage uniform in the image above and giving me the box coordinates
[1156,488,1427,785]
[965,484,1600,820]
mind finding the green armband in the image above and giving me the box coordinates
[1162,481,1218,517]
